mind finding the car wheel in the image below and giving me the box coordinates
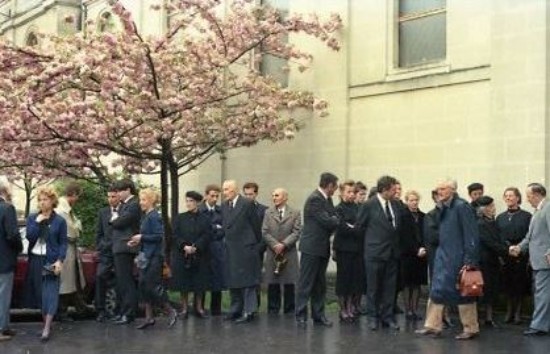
[105,287,118,318]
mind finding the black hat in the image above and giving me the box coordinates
[476,195,494,207]
[185,191,203,202]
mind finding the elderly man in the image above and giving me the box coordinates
[416,179,480,340]
[0,182,21,341]
[510,183,550,336]
[222,180,262,324]
[262,188,301,315]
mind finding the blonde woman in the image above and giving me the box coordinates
[127,188,177,329]
[25,186,67,342]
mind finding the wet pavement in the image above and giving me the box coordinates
[1,313,549,354]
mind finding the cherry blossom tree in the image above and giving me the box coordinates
[0,0,342,232]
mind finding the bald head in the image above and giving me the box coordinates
[271,188,288,208]
[222,180,238,201]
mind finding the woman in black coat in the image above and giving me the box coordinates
[400,190,427,321]
[333,180,364,323]
[170,191,211,318]
[495,187,532,324]
[476,196,509,327]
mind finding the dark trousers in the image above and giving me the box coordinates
[114,253,137,318]
[295,253,329,320]
[267,284,295,314]
[365,258,398,323]
[95,253,115,314]
[210,291,222,315]
[229,287,257,316]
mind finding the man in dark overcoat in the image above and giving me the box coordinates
[416,179,480,340]
[221,180,262,323]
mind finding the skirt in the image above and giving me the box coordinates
[335,251,365,296]
[139,255,168,305]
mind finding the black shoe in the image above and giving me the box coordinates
[313,317,333,327]
[40,331,50,343]
[234,313,254,324]
[2,329,16,337]
[110,315,122,322]
[136,319,156,330]
[113,315,134,325]
[223,313,240,321]
[523,328,547,336]
[381,321,400,330]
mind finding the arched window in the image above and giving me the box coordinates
[98,11,115,33]
[26,32,38,47]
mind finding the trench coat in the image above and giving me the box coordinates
[56,197,86,294]
[262,205,301,285]
[430,196,480,305]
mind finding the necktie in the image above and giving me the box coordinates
[327,197,334,208]
[385,200,394,226]
[278,209,283,220]
[228,200,233,210]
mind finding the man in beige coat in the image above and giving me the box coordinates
[262,188,301,314]
[56,182,86,320]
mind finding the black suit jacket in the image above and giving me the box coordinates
[299,189,340,258]
[0,198,21,273]
[357,196,402,261]
[96,206,114,256]
[111,196,141,254]
[333,201,361,253]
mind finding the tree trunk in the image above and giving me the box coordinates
[24,179,32,218]
[159,158,171,258]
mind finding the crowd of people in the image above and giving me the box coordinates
[0,173,549,343]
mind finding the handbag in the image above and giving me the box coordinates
[135,251,149,270]
[457,266,484,297]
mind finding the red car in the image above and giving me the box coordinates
[10,224,116,316]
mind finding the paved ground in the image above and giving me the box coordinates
[2,313,549,354]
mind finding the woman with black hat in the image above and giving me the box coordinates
[476,195,509,327]
[170,191,212,318]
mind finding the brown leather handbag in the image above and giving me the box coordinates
[457,266,484,297]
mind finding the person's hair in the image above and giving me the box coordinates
[64,181,82,197]
[205,184,221,194]
[319,172,338,189]
[503,187,522,205]
[107,184,118,193]
[467,182,484,195]
[36,186,59,208]
[339,179,355,194]
[528,183,547,197]
[113,178,137,195]
[431,189,438,202]
[243,182,259,193]
[139,188,160,205]
[376,175,398,193]
[367,186,378,199]
[185,190,203,202]
[0,180,12,202]
[354,181,367,193]
[404,190,420,202]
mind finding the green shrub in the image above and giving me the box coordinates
[54,179,107,249]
